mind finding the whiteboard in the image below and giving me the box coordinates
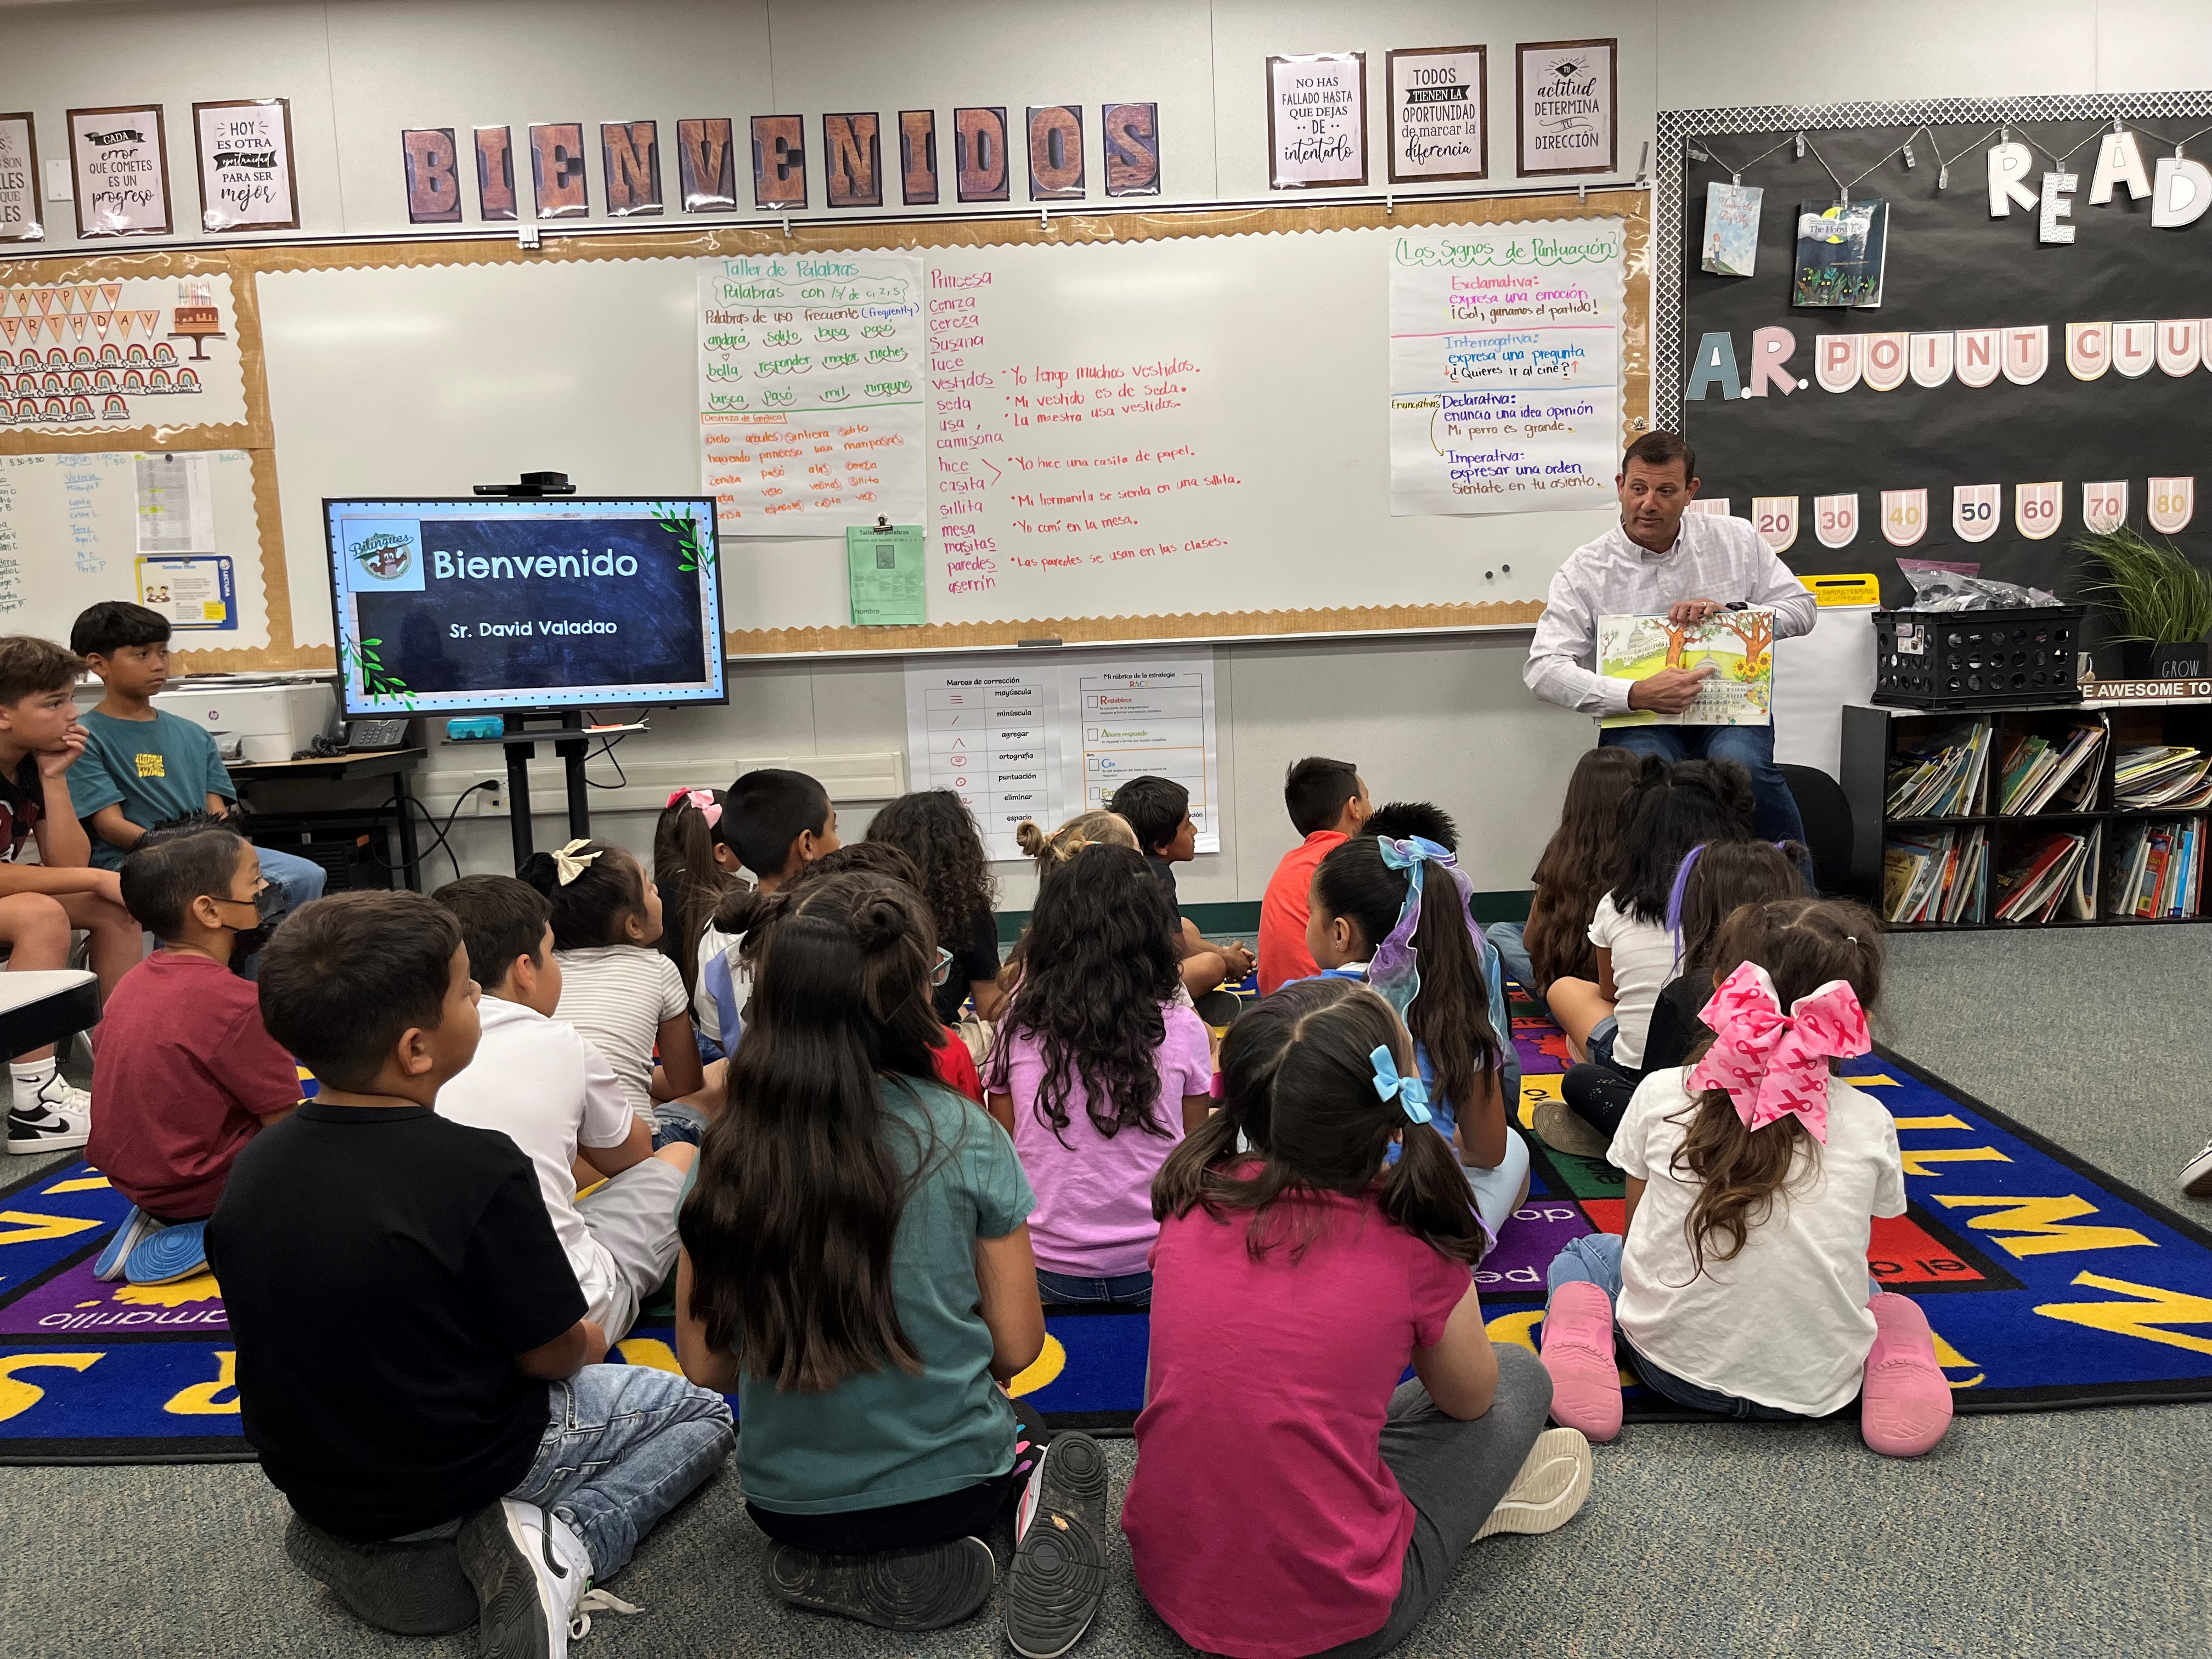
[0,450,270,650]
[258,221,1636,655]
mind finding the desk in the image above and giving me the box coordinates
[0,969,100,1063]
[228,747,426,891]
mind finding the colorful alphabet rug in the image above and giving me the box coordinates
[2,1013,2210,1459]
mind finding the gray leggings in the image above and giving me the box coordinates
[1310,1344,1554,1659]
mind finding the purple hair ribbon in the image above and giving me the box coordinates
[1368,834,1480,1022]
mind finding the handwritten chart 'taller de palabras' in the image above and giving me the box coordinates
[696,252,927,535]
[1387,221,1624,516]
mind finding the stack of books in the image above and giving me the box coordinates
[1996,724,2107,815]
[2113,746,2212,810]
[1991,827,2102,924]
[1886,720,1992,818]
[1883,826,1988,924]
[2104,817,2206,918]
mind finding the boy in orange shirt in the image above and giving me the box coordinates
[1255,757,1370,994]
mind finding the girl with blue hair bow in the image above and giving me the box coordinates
[1304,833,1530,1249]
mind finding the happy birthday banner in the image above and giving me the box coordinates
[0,274,246,432]
[1672,100,2212,606]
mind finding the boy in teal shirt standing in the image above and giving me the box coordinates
[67,603,327,922]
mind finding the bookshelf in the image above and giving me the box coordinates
[1840,701,2212,931]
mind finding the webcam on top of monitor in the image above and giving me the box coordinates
[471,471,575,498]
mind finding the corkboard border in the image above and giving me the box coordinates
[0,193,1645,665]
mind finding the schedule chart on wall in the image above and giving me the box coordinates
[903,648,1221,861]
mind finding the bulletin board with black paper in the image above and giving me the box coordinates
[1655,92,2212,623]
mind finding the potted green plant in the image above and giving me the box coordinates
[2076,525,2212,679]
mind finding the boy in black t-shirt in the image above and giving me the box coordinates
[208,890,732,1656]
[1107,772,1251,996]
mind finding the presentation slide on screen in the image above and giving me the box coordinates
[326,499,724,714]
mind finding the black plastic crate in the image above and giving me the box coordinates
[1873,606,2083,708]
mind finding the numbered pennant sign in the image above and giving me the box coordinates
[1953,483,2001,543]
[2083,481,2129,534]
[2149,477,2195,533]
[2016,481,2064,540]
[1814,493,1859,549]
[1881,488,1928,547]
[1752,495,1798,554]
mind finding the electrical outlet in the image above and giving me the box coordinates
[476,777,507,815]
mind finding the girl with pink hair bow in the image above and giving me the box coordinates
[1536,897,1953,1458]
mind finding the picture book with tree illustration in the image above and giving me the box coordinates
[1596,607,1775,727]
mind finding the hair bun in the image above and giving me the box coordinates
[855,895,910,952]
[1014,820,1047,857]
[712,883,771,937]
[517,851,558,895]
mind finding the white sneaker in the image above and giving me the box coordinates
[2183,1138,2212,1199]
[9,1069,90,1156]
[460,1499,637,1658]
[1473,1426,1594,1541]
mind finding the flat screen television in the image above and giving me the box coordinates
[324,497,726,718]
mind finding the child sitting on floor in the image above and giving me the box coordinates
[68,601,328,929]
[676,869,1108,1654]
[1544,757,1755,1071]
[1542,838,1807,1157]
[433,875,697,1344]
[1486,746,1641,997]
[1306,832,1527,1249]
[1109,772,1249,996]
[0,635,144,1152]
[1539,897,1951,1457]
[522,838,712,1144]
[89,822,296,1285]
[1361,799,1521,1130]
[984,842,1212,1307]
[865,788,1008,1037]
[1125,978,1588,1659]
[211,891,733,1652]
[732,839,987,1102]
[1257,755,1372,993]
[650,787,741,1036]
[690,768,840,1056]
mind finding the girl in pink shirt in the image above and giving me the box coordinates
[1125,978,1592,1659]
[984,843,1212,1306]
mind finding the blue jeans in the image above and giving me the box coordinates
[1585,1015,1619,1070]
[504,1364,734,1580]
[1485,920,1535,995]
[1600,722,1805,845]
[1036,1266,1152,1307]
[1543,1233,1812,1421]
[256,844,328,910]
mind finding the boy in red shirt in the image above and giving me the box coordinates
[89,823,297,1284]
[1256,757,1372,993]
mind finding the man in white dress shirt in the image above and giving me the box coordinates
[1524,432,1817,843]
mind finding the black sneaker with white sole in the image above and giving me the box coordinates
[1004,1431,1111,1659]
[283,1514,477,1636]
[764,1534,995,1630]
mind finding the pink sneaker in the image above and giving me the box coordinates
[1859,1293,1953,1458]
[1539,1282,1623,1443]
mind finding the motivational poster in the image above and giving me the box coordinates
[1387,219,1626,515]
[67,105,172,237]
[0,115,41,242]
[1267,53,1367,189]
[1387,46,1487,183]
[1515,39,1616,177]
[193,99,299,232]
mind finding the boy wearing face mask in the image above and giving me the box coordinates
[88,822,298,1285]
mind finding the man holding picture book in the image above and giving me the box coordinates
[1524,432,1819,843]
